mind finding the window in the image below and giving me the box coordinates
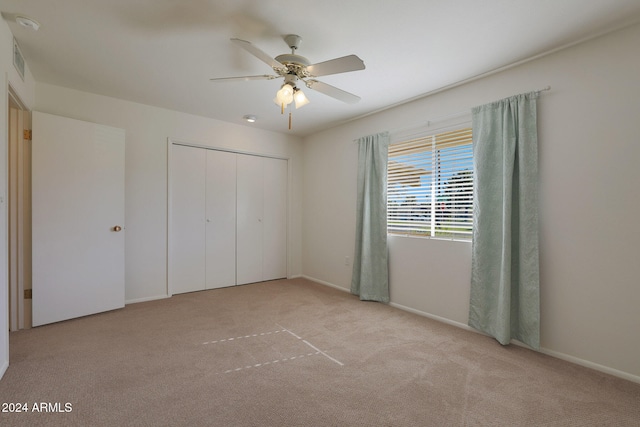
[387,127,473,241]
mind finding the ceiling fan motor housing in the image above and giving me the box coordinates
[275,54,311,67]
[275,54,311,78]
[274,34,312,78]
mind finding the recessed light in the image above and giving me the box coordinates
[243,115,257,123]
[15,15,40,31]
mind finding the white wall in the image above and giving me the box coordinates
[0,20,36,378]
[302,23,640,381]
[34,83,303,303]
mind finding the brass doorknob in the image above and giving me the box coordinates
[113,226,122,232]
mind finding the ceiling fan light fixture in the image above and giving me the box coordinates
[293,88,309,109]
[276,84,294,106]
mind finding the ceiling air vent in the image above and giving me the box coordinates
[13,38,25,80]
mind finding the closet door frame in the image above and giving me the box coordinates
[167,138,290,296]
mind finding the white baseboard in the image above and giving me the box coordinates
[0,359,8,380]
[388,301,475,332]
[302,275,640,385]
[125,294,170,305]
[301,275,350,293]
[536,347,640,384]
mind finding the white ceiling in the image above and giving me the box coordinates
[2,0,640,136]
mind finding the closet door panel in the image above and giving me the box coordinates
[171,145,206,294]
[236,155,264,285]
[205,150,237,289]
[263,158,288,281]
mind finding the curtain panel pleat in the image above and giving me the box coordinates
[351,131,390,303]
[469,93,540,349]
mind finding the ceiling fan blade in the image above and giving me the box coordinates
[306,55,365,77]
[231,38,285,70]
[305,80,361,104]
[210,75,278,82]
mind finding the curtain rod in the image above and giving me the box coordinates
[388,86,551,137]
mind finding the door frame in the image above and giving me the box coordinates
[7,85,30,331]
[166,138,291,296]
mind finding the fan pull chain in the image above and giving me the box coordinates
[288,112,292,130]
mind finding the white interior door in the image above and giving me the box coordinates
[236,155,264,285]
[205,150,236,289]
[32,112,125,326]
[170,144,206,294]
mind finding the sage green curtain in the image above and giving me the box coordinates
[469,92,540,349]
[351,131,390,302]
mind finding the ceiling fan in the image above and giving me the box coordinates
[210,34,366,121]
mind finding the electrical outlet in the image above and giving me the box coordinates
[344,256,350,266]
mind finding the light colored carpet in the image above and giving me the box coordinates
[0,278,638,426]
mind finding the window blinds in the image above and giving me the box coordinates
[388,127,473,241]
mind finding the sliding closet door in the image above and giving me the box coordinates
[171,145,206,294]
[237,155,264,285]
[263,158,288,281]
[205,150,236,289]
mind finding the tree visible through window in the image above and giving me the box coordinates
[387,127,473,241]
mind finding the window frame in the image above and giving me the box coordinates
[387,121,474,242]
